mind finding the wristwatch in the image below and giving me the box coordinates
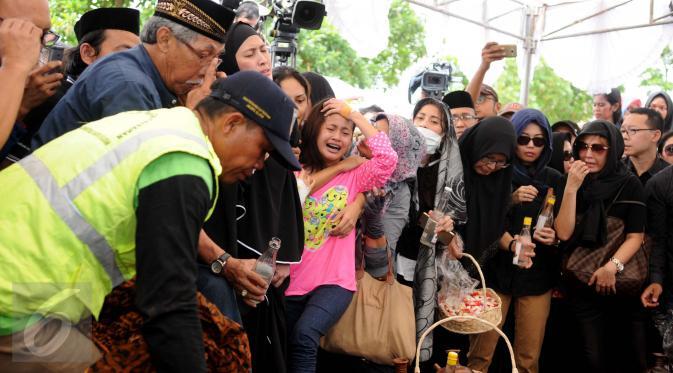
[210,252,232,275]
[609,257,624,274]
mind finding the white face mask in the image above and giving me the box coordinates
[417,126,442,155]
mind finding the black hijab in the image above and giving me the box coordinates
[302,72,335,104]
[459,117,516,260]
[571,120,631,247]
[511,108,553,191]
[549,132,571,175]
[219,22,258,75]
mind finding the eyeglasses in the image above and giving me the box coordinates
[576,141,609,155]
[452,114,478,123]
[517,135,545,148]
[476,95,495,105]
[563,150,573,161]
[619,127,658,137]
[0,17,59,47]
[42,30,59,47]
[174,33,220,67]
[478,157,510,169]
[664,144,673,156]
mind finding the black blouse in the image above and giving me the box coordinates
[483,167,564,297]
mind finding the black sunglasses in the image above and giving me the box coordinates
[517,135,545,148]
[563,150,573,161]
[664,144,673,156]
[576,141,609,154]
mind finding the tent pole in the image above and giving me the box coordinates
[520,6,537,106]
[406,0,525,40]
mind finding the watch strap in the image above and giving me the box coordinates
[609,257,624,273]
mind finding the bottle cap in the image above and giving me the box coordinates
[523,216,532,226]
[447,351,458,366]
[269,237,281,250]
[548,196,556,205]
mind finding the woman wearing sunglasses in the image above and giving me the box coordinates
[555,120,647,373]
[549,132,574,174]
[659,131,673,165]
[468,109,563,373]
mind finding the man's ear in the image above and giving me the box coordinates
[495,102,502,113]
[80,43,98,65]
[155,26,173,53]
[219,112,247,135]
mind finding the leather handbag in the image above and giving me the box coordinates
[564,185,650,296]
[320,246,416,365]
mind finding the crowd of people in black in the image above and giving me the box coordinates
[1,1,673,373]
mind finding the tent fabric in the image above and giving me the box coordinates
[325,0,673,97]
[324,0,393,59]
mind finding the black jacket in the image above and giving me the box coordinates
[645,165,673,287]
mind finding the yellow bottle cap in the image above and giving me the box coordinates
[447,351,458,366]
[523,216,533,225]
[548,197,556,205]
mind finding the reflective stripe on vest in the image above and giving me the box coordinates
[20,128,210,287]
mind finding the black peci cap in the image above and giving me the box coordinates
[74,8,140,43]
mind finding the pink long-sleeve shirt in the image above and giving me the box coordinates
[286,132,398,296]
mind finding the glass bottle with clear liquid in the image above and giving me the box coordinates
[252,237,280,304]
[512,217,533,268]
[535,188,556,232]
[420,186,452,247]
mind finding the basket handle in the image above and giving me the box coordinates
[461,253,487,312]
[413,315,519,373]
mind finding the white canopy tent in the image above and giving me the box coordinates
[324,0,673,106]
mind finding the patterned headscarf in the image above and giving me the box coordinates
[434,104,467,224]
[375,113,426,184]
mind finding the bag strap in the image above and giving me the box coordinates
[605,181,629,212]
[358,237,395,284]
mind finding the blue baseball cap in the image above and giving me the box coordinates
[209,71,301,171]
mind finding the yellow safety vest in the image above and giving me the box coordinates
[0,107,221,327]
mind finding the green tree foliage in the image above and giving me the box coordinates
[441,55,469,89]
[296,0,426,88]
[639,45,673,93]
[495,58,593,123]
[50,0,154,45]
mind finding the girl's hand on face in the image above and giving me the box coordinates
[566,160,590,193]
[322,98,353,120]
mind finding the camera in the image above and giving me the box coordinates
[291,0,326,30]
[408,62,457,102]
[270,0,326,67]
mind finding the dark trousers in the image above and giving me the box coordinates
[196,263,242,324]
[569,289,647,373]
[286,285,353,373]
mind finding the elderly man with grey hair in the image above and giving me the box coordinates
[32,0,235,148]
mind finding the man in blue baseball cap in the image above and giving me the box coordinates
[0,70,297,370]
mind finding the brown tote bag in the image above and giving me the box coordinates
[320,246,416,365]
[564,186,650,296]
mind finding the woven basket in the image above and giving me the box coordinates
[414,315,519,373]
[438,253,502,334]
